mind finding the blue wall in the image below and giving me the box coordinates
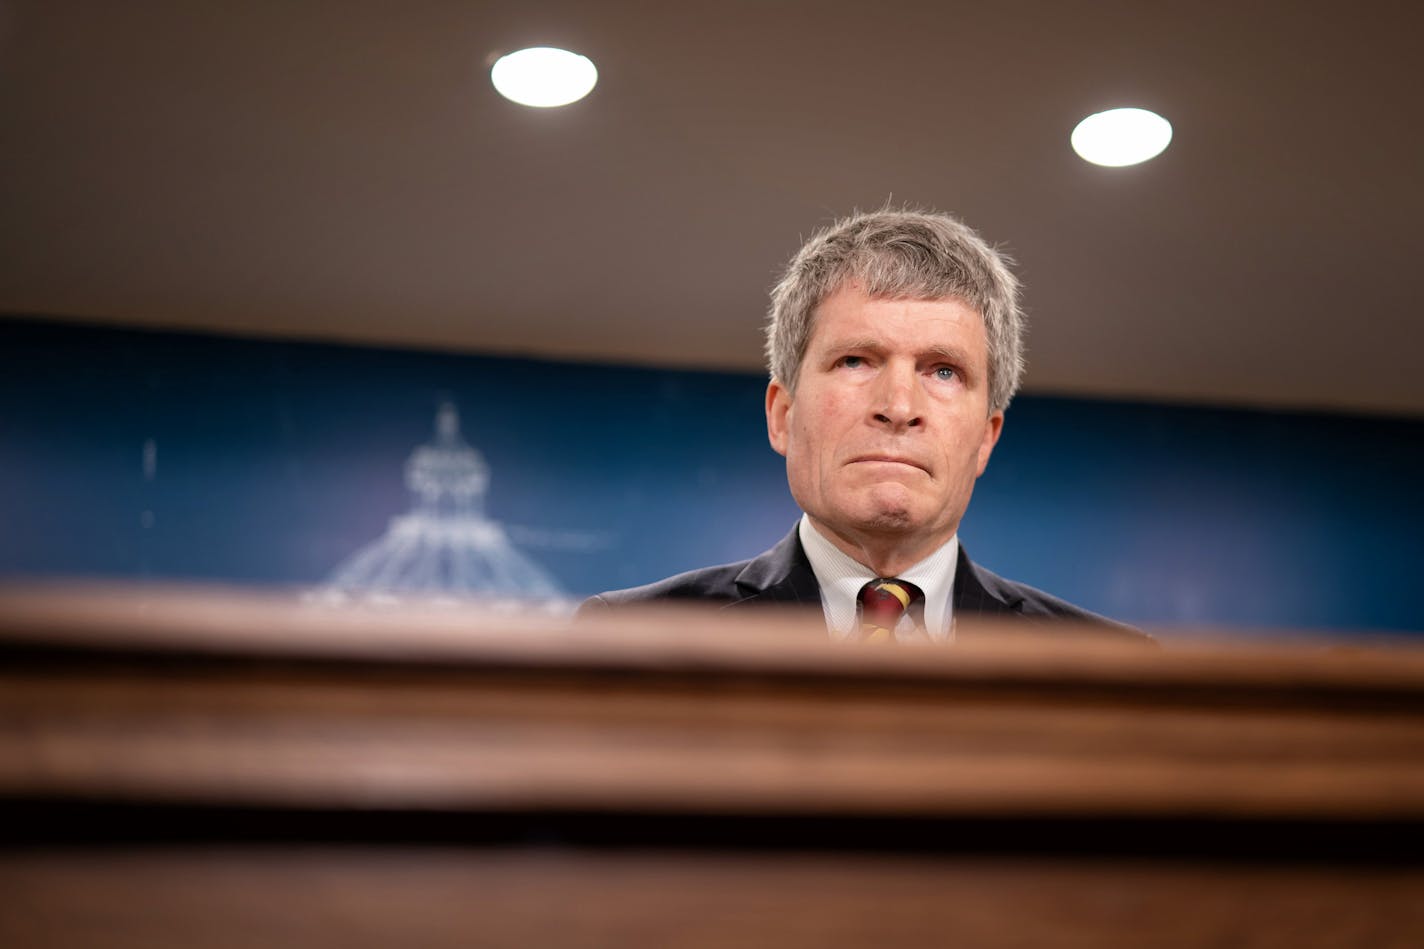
[3,317,1422,637]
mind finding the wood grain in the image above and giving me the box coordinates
[2,584,1422,946]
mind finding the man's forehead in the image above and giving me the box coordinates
[815,280,979,314]
[809,288,986,341]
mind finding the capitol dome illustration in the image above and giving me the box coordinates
[316,401,567,608]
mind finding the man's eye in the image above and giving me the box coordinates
[934,366,957,381]
[839,356,864,368]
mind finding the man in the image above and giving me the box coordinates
[582,209,1142,642]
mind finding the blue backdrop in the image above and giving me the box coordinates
[3,317,1421,638]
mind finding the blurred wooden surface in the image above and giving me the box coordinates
[2,583,1422,946]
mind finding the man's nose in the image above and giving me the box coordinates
[872,362,924,430]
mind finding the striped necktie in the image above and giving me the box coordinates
[857,578,925,642]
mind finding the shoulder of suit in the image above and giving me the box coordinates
[576,558,754,616]
[966,558,1151,642]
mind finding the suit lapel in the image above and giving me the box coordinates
[718,529,1023,619]
[721,527,822,611]
[952,544,1022,618]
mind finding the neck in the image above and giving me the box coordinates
[806,516,951,577]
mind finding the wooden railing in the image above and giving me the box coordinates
[2,584,1422,946]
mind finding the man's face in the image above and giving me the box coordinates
[765,282,1003,565]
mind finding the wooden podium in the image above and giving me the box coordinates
[2,585,1422,946]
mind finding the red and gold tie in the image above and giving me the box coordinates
[857,578,924,642]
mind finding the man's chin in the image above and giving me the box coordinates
[846,497,918,533]
[859,483,920,519]
[862,510,915,532]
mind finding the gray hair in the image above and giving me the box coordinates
[765,208,1025,414]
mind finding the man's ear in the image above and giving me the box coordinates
[976,411,1004,476]
[765,379,791,457]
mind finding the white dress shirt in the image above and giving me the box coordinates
[796,514,958,642]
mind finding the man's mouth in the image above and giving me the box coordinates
[848,454,930,474]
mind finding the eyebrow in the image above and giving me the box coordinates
[921,344,973,365]
[823,337,973,366]
[822,336,883,354]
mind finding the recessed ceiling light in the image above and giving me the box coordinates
[1071,108,1172,167]
[490,47,598,108]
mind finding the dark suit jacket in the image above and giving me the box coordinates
[579,526,1150,643]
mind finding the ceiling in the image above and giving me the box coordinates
[2,1,1421,416]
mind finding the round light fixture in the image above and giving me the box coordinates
[490,46,597,108]
[1070,108,1172,167]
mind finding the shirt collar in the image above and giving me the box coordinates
[796,514,958,641]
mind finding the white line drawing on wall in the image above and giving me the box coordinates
[315,401,568,609]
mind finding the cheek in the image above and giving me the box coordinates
[795,397,850,451]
